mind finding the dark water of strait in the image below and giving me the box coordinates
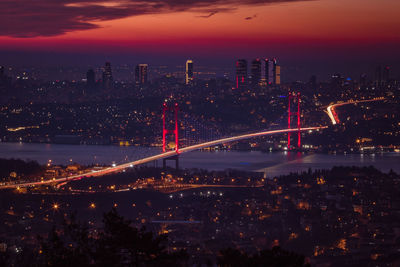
[0,142,399,177]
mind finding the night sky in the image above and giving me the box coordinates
[1,0,399,80]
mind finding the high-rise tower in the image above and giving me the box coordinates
[185,60,194,85]
[102,62,113,89]
[275,65,281,85]
[251,59,262,86]
[235,59,247,89]
[86,69,95,88]
[383,66,390,84]
[135,64,148,85]
[265,58,277,85]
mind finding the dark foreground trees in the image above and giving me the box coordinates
[0,158,43,179]
[93,209,184,266]
[218,247,310,267]
[4,209,308,266]
[20,209,188,267]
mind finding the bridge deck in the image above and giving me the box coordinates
[1,126,326,189]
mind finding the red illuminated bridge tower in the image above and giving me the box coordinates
[287,92,301,150]
[162,102,179,168]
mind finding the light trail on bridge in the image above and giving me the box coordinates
[326,97,385,125]
[0,126,326,189]
[1,97,387,190]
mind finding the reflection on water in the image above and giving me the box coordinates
[0,142,160,166]
[0,142,399,177]
[179,150,400,177]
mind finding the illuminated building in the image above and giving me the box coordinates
[235,59,247,89]
[265,58,278,85]
[185,60,194,85]
[275,65,281,85]
[102,62,113,89]
[135,64,148,85]
[251,59,262,86]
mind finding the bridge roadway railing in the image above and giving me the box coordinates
[0,126,326,189]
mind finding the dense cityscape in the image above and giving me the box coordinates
[0,57,399,266]
[1,0,400,266]
[1,60,398,150]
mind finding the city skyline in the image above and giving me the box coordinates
[0,0,399,79]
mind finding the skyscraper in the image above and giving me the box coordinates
[135,64,148,85]
[275,65,281,85]
[185,60,194,85]
[309,75,317,90]
[375,66,382,87]
[235,59,247,89]
[251,59,262,86]
[102,62,113,89]
[86,69,95,89]
[265,58,276,85]
[383,66,390,83]
[0,66,11,87]
[359,73,367,88]
[0,66,5,86]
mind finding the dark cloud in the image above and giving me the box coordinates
[196,11,219,18]
[245,14,257,20]
[0,0,309,37]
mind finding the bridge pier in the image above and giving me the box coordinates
[288,92,301,150]
[163,102,179,153]
[163,155,179,169]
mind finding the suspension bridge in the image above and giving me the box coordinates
[1,92,328,189]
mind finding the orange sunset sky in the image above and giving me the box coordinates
[1,0,399,49]
[0,0,399,78]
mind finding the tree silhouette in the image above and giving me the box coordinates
[11,209,308,266]
[35,208,188,267]
[218,246,310,267]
